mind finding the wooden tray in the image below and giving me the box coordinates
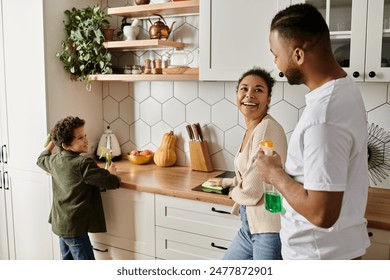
[163,67,199,75]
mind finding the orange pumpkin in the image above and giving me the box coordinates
[153,131,177,167]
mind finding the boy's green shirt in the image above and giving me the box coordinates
[37,150,121,237]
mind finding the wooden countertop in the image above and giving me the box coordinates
[109,160,390,230]
[112,160,234,206]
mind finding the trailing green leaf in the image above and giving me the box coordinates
[56,4,112,82]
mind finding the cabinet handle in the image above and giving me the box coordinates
[211,242,228,250]
[3,171,9,190]
[1,145,7,163]
[93,247,108,253]
[352,71,360,78]
[368,232,373,237]
[278,72,284,78]
[0,171,2,189]
[368,71,376,78]
[211,207,230,215]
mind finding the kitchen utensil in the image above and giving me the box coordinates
[191,123,200,141]
[121,18,132,32]
[189,141,214,172]
[123,26,140,41]
[148,14,176,40]
[195,123,203,141]
[97,126,121,160]
[185,124,195,140]
[168,48,194,67]
[188,123,213,171]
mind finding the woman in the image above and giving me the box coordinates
[209,67,287,260]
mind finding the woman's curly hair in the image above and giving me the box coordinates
[236,67,275,96]
[52,116,85,150]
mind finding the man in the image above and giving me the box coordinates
[256,3,370,259]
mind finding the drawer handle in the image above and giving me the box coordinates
[211,242,228,250]
[211,207,230,214]
[93,247,108,253]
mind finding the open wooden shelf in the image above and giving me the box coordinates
[103,39,185,51]
[107,0,199,18]
[89,73,199,82]
[95,1,199,82]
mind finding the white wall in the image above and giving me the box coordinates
[44,0,104,156]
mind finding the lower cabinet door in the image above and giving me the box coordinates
[363,228,390,260]
[90,189,155,258]
[91,241,154,260]
[156,226,231,260]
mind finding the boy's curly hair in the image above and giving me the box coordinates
[52,116,85,150]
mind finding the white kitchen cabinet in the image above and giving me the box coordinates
[0,0,9,260]
[3,168,53,259]
[155,194,241,260]
[0,0,55,260]
[90,188,155,259]
[199,0,292,81]
[91,241,154,260]
[365,0,390,81]
[301,0,390,82]
[363,228,390,259]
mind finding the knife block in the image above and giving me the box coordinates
[189,141,214,172]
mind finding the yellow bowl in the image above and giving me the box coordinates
[127,154,153,165]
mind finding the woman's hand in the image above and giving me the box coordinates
[207,177,223,186]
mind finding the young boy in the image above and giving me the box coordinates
[37,116,121,260]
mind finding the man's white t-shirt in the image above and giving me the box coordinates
[282,76,370,259]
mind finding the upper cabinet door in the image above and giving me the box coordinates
[365,0,390,81]
[1,0,47,171]
[200,0,291,81]
[303,0,390,82]
[303,0,368,81]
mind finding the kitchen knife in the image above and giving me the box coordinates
[195,123,204,141]
[192,124,200,141]
[186,124,195,141]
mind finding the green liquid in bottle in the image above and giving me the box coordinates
[265,191,282,213]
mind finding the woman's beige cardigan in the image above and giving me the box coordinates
[222,114,287,234]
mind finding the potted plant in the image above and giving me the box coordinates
[56,5,112,84]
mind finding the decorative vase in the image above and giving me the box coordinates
[102,28,115,41]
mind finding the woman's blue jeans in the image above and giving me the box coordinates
[59,233,95,260]
[223,206,282,260]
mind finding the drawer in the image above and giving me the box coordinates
[367,228,390,244]
[91,241,154,260]
[156,226,231,260]
[155,194,240,241]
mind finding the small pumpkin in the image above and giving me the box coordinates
[153,131,177,167]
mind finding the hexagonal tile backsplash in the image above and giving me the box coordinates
[101,1,390,188]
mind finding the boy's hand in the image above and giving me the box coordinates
[107,163,117,175]
[46,141,55,153]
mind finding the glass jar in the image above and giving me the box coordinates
[132,65,142,74]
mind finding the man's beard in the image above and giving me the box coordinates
[284,64,305,85]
